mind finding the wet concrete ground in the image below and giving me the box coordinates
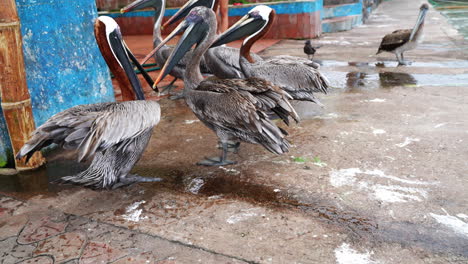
[1,0,468,263]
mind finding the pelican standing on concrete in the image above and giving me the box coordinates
[152,7,299,166]
[121,0,211,94]
[211,5,329,103]
[376,3,429,65]
[16,17,162,189]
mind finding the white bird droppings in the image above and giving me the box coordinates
[330,168,435,203]
[456,214,468,220]
[184,119,200,124]
[366,98,386,103]
[434,123,447,128]
[372,129,386,135]
[430,213,468,237]
[396,137,420,148]
[122,201,147,222]
[330,168,361,187]
[219,166,240,175]
[187,177,205,194]
[334,243,379,264]
[227,208,260,224]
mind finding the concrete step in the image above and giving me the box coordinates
[322,15,362,33]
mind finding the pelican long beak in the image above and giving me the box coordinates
[140,19,187,65]
[211,14,265,47]
[410,8,427,40]
[153,19,209,90]
[121,0,156,13]
[163,0,215,28]
[96,16,147,100]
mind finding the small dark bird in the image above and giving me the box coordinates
[303,40,321,60]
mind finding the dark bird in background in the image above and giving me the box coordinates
[303,40,321,60]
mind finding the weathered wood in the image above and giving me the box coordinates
[0,0,45,170]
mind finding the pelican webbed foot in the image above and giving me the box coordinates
[197,142,237,166]
[160,77,179,95]
[397,61,412,66]
[197,156,237,166]
[112,174,163,189]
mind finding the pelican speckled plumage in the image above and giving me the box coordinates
[16,16,162,189]
[153,7,299,166]
[211,5,329,103]
[376,4,429,65]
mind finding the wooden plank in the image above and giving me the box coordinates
[0,0,45,170]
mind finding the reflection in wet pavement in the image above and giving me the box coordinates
[166,173,378,235]
[0,158,84,197]
[324,70,468,90]
[321,59,468,68]
[379,72,417,87]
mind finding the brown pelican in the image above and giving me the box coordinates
[210,5,329,103]
[143,0,263,79]
[121,0,210,95]
[152,7,299,166]
[376,4,429,65]
[16,16,162,189]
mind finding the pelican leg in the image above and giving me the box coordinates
[397,52,411,66]
[112,174,163,189]
[197,142,237,166]
[217,140,241,153]
[169,92,185,100]
[160,77,179,94]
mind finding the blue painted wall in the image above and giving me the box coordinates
[322,2,362,19]
[15,0,115,127]
[104,0,323,18]
[228,1,322,16]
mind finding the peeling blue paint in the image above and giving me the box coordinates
[15,0,115,126]
[322,14,362,32]
[322,2,362,19]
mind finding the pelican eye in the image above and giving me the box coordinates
[249,11,262,19]
[186,11,203,23]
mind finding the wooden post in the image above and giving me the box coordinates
[0,0,45,170]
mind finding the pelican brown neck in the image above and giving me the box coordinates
[95,16,145,100]
[240,9,275,63]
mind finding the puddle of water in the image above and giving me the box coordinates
[324,70,468,90]
[290,101,324,120]
[432,0,468,40]
[322,59,468,69]
[140,169,378,234]
[378,72,417,87]
[377,221,468,257]
[0,157,85,197]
